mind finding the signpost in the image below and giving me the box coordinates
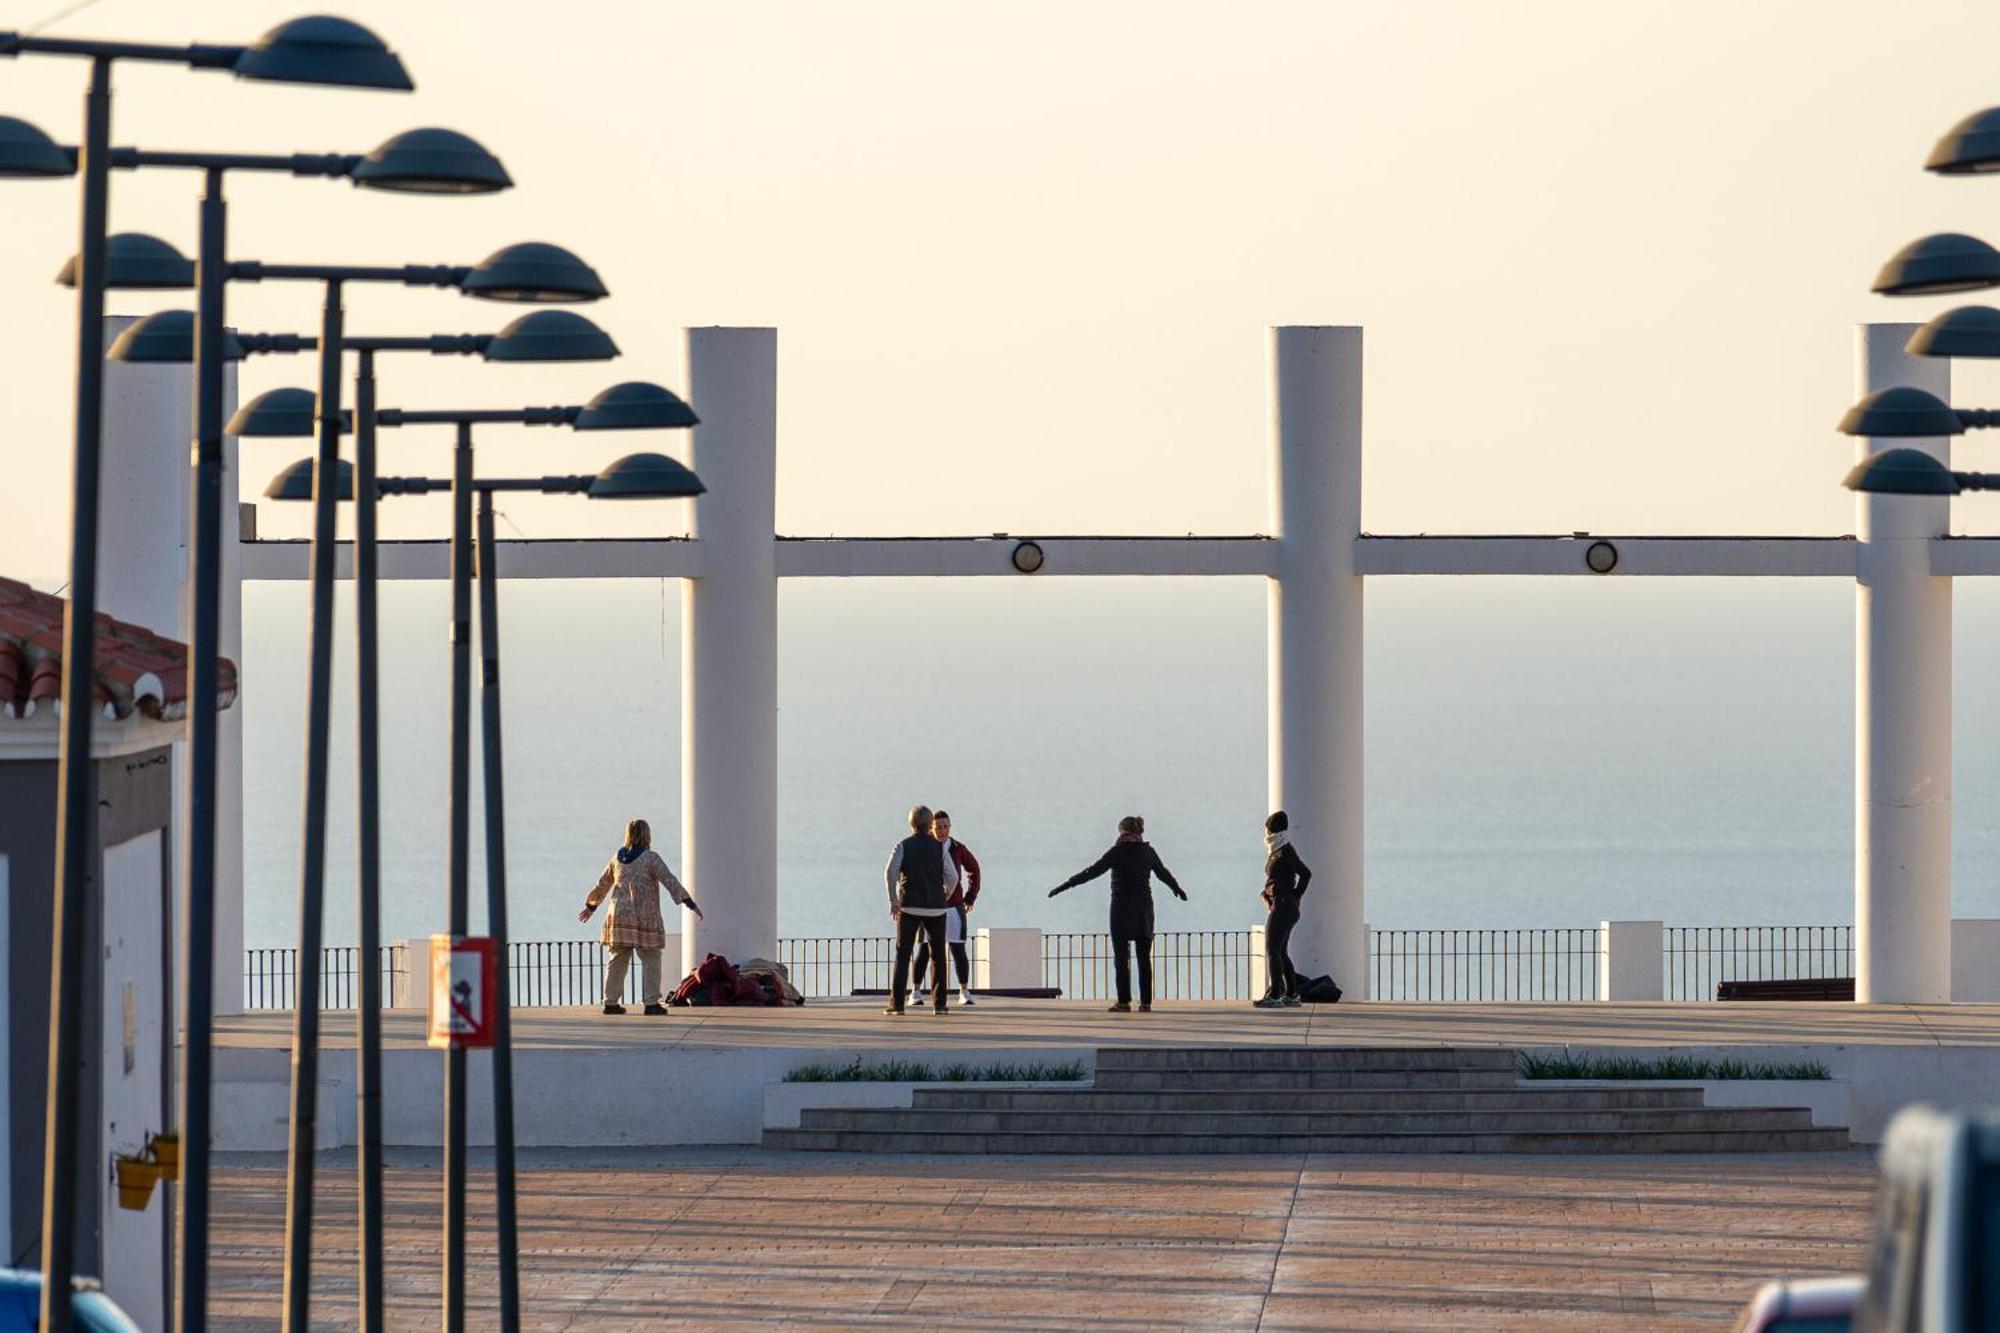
[426,935,497,1050]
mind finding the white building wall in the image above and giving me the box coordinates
[97,830,167,1331]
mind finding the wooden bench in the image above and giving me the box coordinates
[1715,977,1855,1002]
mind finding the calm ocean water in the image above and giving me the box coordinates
[238,576,2000,951]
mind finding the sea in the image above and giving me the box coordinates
[238,575,2000,951]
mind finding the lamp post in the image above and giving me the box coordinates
[258,438,700,1333]
[0,23,408,1323]
[80,127,511,1333]
[218,241,603,1332]
[115,306,604,1330]
[231,372,682,1331]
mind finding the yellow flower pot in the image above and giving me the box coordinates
[149,1132,180,1182]
[113,1155,159,1211]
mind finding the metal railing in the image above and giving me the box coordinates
[245,921,1862,1008]
[1041,929,1257,1001]
[1369,927,1601,1002]
[244,945,402,1011]
[1664,924,1853,1001]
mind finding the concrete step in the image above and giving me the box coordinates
[913,1086,1710,1113]
[1093,1067,1521,1091]
[1094,1045,1519,1073]
[797,1106,1819,1136]
[762,1125,1853,1155]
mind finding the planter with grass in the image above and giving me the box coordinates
[1518,1048,1851,1131]
[764,1056,1091,1131]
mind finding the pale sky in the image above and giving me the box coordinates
[8,0,2000,568]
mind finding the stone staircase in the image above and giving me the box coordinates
[763,1046,1850,1154]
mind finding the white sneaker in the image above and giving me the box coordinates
[959,990,975,1006]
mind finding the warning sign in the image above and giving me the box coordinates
[427,934,498,1049]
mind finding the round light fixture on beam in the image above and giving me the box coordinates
[1010,540,1045,574]
[1584,540,1618,574]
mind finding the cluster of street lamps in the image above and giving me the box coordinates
[1837,106,2000,492]
[3,14,704,1333]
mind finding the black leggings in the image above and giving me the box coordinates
[1112,931,1153,1006]
[891,911,950,1010]
[911,909,970,992]
[1265,901,1300,998]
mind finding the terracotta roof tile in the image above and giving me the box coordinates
[0,575,236,722]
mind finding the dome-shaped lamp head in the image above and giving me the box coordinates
[0,115,75,179]
[1843,448,1961,496]
[587,452,706,500]
[228,387,322,438]
[1874,233,2000,296]
[1837,386,1965,438]
[108,310,246,364]
[232,15,413,92]
[460,242,607,303]
[482,310,619,363]
[1908,306,2000,359]
[56,233,195,290]
[264,457,354,502]
[573,382,698,431]
[351,127,511,194]
[1927,108,2000,175]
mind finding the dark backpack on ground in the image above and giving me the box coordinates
[1300,974,1343,1004]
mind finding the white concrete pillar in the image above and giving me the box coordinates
[1248,923,1268,1001]
[1597,920,1664,1001]
[1268,326,1366,992]
[1950,919,2000,1001]
[1855,323,1952,1004]
[971,928,1042,990]
[681,328,780,975]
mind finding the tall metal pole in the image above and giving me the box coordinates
[444,420,473,1333]
[42,54,114,1333]
[281,279,344,1332]
[352,350,386,1333]
[177,163,228,1333]
[474,492,522,1331]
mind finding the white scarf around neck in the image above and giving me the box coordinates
[1264,828,1292,854]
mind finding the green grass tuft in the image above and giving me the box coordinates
[1518,1051,1829,1081]
[784,1055,1089,1084]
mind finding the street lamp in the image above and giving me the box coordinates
[1872,233,2000,296]
[258,428,700,1328]
[0,17,409,1329]
[1834,386,2000,438]
[113,305,602,1333]
[217,239,601,1333]
[231,374,684,1331]
[75,128,511,1333]
[1843,446,2000,496]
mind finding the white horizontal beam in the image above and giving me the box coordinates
[241,538,705,582]
[1355,535,1860,577]
[246,532,2000,583]
[1931,537,2000,576]
[774,536,1276,578]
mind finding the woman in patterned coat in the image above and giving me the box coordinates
[578,819,702,1015]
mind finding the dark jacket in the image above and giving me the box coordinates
[1055,839,1183,938]
[894,833,950,912]
[1264,843,1312,909]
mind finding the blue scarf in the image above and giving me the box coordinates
[617,845,646,865]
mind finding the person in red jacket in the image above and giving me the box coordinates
[912,809,982,1005]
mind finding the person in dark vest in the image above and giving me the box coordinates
[1254,809,1312,1008]
[912,809,982,1005]
[1048,815,1187,1012]
[884,802,960,1015]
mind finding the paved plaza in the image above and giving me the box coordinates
[211,1147,1874,1330]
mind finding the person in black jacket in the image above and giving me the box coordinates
[1048,815,1187,1012]
[884,802,960,1015]
[1255,809,1311,1009]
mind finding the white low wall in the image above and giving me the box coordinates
[213,1044,1093,1153]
